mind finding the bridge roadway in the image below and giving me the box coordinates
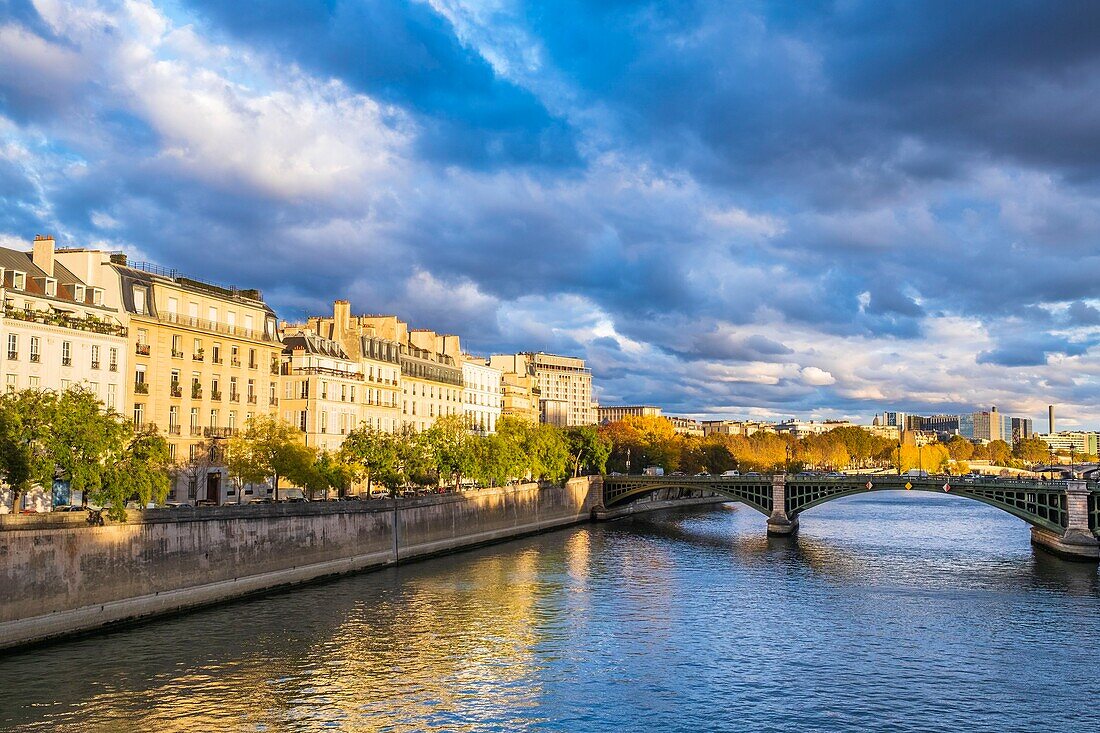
[600,473,1100,561]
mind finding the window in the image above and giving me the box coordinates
[44,279,57,297]
[28,376,39,389]
[244,314,254,332]
[106,384,116,409]
[29,337,39,363]
[299,410,307,432]
[168,406,179,427]
[167,297,178,315]
[109,347,118,371]
[133,403,144,427]
[171,334,183,357]
[5,374,15,391]
[209,409,218,427]
[74,285,85,302]
[60,379,70,391]
[12,271,25,290]
[187,479,197,500]
[133,286,146,314]
[168,444,177,460]
[227,311,236,328]
[190,408,199,429]
[228,411,237,430]
[248,348,256,368]
[212,344,221,363]
[208,305,218,323]
[320,411,327,433]
[135,365,146,384]
[62,341,72,367]
[91,288,103,306]
[90,345,100,369]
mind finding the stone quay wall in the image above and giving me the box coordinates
[0,477,600,650]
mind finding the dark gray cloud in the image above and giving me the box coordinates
[3,0,1100,423]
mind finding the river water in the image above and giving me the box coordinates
[1,492,1098,732]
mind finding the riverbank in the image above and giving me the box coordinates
[0,477,728,651]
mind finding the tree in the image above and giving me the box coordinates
[987,440,1012,466]
[946,435,974,462]
[229,415,316,500]
[50,388,131,505]
[341,424,399,496]
[177,437,219,502]
[425,415,476,489]
[1014,437,1049,465]
[98,427,172,519]
[303,451,355,500]
[565,425,612,477]
[0,389,58,512]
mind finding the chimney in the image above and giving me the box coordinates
[1049,405,1056,434]
[32,234,55,276]
[333,300,351,336]
[109,253,128,266]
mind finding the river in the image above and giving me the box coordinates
[1,491,1098,732]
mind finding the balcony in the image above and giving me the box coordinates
[168,424,181,435]
[189,426,203,437]
[62,357,72,367]
[29,353,39,363]
[192,352,204,362]
[171,349,184,359]
[212,356,223,365]
[229,392,240,403]
[211,390,223,401]
[136,343,150,356]
[269,397,279,406]
[191,385,203,399]
[247,394,257,404]
[2,306,127,337]
[109,363,118,372]
[5,351,15,360]
[204,426,236,438]
[135,382,149,394]
[90,360,100,370]
[170,383,182,398]
[152,310,276,343]
[285,365,365,381]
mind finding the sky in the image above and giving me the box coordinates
[2,0,1100,428]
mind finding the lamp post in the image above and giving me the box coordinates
[1070,445,1077,479]
[786,443,792,474]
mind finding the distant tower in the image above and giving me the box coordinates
[1049,404,1056,434]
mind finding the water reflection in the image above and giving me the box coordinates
[1,493,1098,732]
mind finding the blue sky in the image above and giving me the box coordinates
[2,0,1100,427]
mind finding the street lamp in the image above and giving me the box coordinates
[786,443,792,474]
[1070,445,1077,479]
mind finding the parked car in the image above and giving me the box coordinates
[51,505,83,512]
[643,466,665,476]
[279,488,309,503]
[695,472,710,477]
[721,470,740,477]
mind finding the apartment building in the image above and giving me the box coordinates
[492,352,596,426]
[598,405,662,423]
[461,355,502,434]
[280,330,363,453]
[305,301,402,433]
[57,249,281,503]
[1,237,128,408]
[488,354,541,423]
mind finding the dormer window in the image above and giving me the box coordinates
[91,288,103,306]
[43,278,57,297]
[73,285,86,302]
[11,271,25,290]
[133,286,147,314]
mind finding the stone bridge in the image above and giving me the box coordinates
[601,473,1100,561]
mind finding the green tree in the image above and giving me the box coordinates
[565,425,612,477]
[98,427,172,519]
[50,388,131,505]
[425,414,476,489]
[987,439,1012,466]
[945,435,975,462]
[341,424,399,496]
[229,415,316,500]
[303,450,355,500]
[0,389,58,512]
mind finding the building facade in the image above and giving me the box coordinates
[598,405,662,423]
[667,415,703,436]
[57,250,282,504]
[489,353,540,423]
[280,330,363,453]
[461,356,502,434]
[305,301,402,433]
[492,352,596,426]
[1038,432,1099,456]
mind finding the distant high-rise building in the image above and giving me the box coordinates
[1011,417,1033,444]
[598,405,662,423]
[1048,405,1056,434]
[925,414,960,435]
[958,413,975,439]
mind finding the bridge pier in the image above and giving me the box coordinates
[766,473,798,536]
[1030,481,1098,561]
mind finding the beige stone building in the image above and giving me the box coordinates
[461,355,502,434]
[598,405,662,423]
[306,302,461,433]
[492,352,596,426]
[488,353,541,423]
[56,250,281,504]
[304,301,402,433]
[279,330,363,454]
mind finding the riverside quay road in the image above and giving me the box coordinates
[601,473,1100,561]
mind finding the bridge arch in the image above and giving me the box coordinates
[602,477,773,516]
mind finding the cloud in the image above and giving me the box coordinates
[4,0,1100,426]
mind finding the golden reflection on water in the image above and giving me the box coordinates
[79,545,560,733]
